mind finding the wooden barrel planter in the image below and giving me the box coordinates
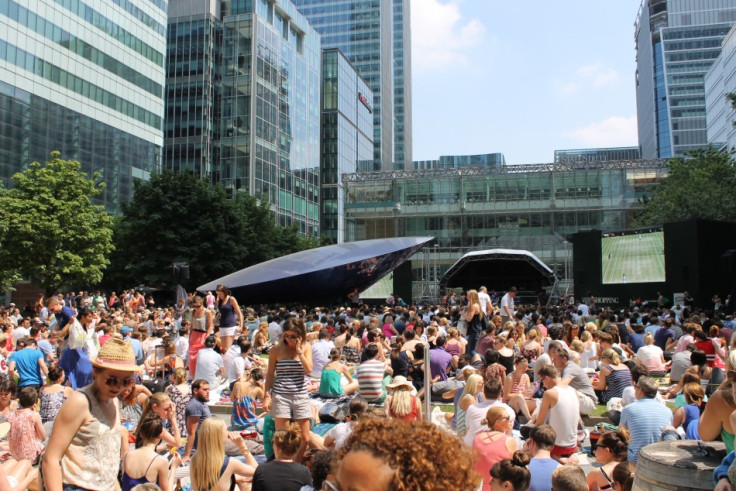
[633,440,727,490]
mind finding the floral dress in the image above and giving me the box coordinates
[7,408,43,462]
[166,384,191,438]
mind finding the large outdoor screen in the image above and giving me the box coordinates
[601,228,665,284]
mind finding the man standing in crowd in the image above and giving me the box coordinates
[183,379,212,462]
[478,286,492,317]
[8,338,48,391]
[500,287,517,324]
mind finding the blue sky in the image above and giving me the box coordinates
[410,0,644,164]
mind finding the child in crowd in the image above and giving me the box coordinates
[7,387,45,463]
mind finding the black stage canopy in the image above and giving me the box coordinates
[439,249,556,294]
[198,237,433,304]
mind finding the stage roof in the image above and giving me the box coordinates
[198,237,433,304]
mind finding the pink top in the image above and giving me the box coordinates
[7,408,43,462]
[473,431,512,491]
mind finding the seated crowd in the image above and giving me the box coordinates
[0,287,736,489]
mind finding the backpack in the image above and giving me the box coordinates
[318,401,350,423]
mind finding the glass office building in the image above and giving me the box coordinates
[343,159,669,298]
[413,153,506,170]
[705,24,736,152]
[392,0,411,169]
[636,0,736,158]
[321,49,373,243]
[292,0,406,171]
[554,147,641,163]
[0,0,167,213]
[165,0,322,236]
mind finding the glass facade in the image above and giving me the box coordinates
[343,159,669,298]
[554,147,641,163]
[0,0,166,213]
[636,0,736,158]
[321,49,374,242]
[392,0,411,169]
[292,0,401,171]
[413,153,506,170]
[165,0,321,236]
[704,24,736,151]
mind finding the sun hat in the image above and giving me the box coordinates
[91,338,142,372]
[386,375,414,391]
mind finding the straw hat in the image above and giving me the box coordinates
[91,338,141,372]
[386,375,414,391]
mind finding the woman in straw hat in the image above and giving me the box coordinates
[384,375,422,422]
[41,338,143,491]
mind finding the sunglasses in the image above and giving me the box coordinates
[105,376,135,388]
[283,334,298,340]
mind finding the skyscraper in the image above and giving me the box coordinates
[635,0,736,158]
[165,0,322,236]
[293,0,411,170]
[0,0,167,213]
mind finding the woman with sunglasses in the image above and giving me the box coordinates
[587,428,630,491]
[473,406,517,491]
[42,338,143,491]
[264,317,313,462]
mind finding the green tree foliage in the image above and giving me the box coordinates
[634,146,736,226]
[106,170,321,289]
[0,152,114,295]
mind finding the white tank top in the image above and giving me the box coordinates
[549,385,580,447]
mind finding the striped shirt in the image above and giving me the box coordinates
[620,398,673,462]
[272,359,307,394]
[357,359,387,401]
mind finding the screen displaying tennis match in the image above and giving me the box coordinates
[601,228,665,284]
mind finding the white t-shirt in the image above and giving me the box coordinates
[227,356,251,384]
[175,336,189,361]
[12,327,29,343]
[194,348,224,387]
[325,421,355,449]
[548,385,579,448]
[311,340,335,377]
[578,304,590,317]
[478,292,492,315]
[464,399,515,446]
[621,386,665,406]
[636,345,666,372]
[268,322,282,342]
[500,293,515,317]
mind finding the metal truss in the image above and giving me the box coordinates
[342,159,670,182]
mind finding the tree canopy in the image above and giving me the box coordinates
[0,152,114,295]
[105,170,321,289]
[634,146,736,226]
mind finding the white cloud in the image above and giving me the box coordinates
[555,63,620,95]
[411,0,486,71]
[566,116,638,147]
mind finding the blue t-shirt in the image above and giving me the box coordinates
[621,397,673,462]
[185,398,212,450]
[9,348,44,387]
[653,327,675,351]
[55,306,76,331]
[628,332,645,353]
[37,339,54,361]
[428,348,453,381]
[528,458,560,491]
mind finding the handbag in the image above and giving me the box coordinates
[67,319,87,350]
[480,312,491,332]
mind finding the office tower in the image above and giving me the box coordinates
[293,0,410,171]
[705,24,736,152]
[0,0,167,213]
[165,0,322,236]
[320,49,374,243]
[393,0,412,170]
[412,153,506,170]
[635,0,736,158]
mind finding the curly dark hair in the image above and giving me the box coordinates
[335,418,481,490]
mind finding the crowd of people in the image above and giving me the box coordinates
[0,286,735,489]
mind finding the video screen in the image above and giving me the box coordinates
[601,228,665,284]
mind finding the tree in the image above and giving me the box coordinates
[106,171,321,290]
[634,146,736,226]
[0,152,114,295]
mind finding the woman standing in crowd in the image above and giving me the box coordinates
[216,285,243,355]
[189,296,213,378]
[264,317,313,461]
[122,413,180,491]
[385,376,422,422]
[474,406,517,491]
[328,418,480,491]
[190,418,259,491]
[58,306,95,389]
[587,428,630,491]
[42,338,142,490]
[464,289,484,356]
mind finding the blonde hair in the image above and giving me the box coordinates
[643,333,654,346]
[467,289,480,309]
[527,328,540,341]
[585,322,598,332]
[601,348,621,365]
[190,418,226,491]
[581,331,592,343]
[481,406,509,429]
[460,374,483,401]
[388,386,414,417]
[570,339,584,354]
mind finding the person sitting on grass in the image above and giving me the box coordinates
[6,387,45,464]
